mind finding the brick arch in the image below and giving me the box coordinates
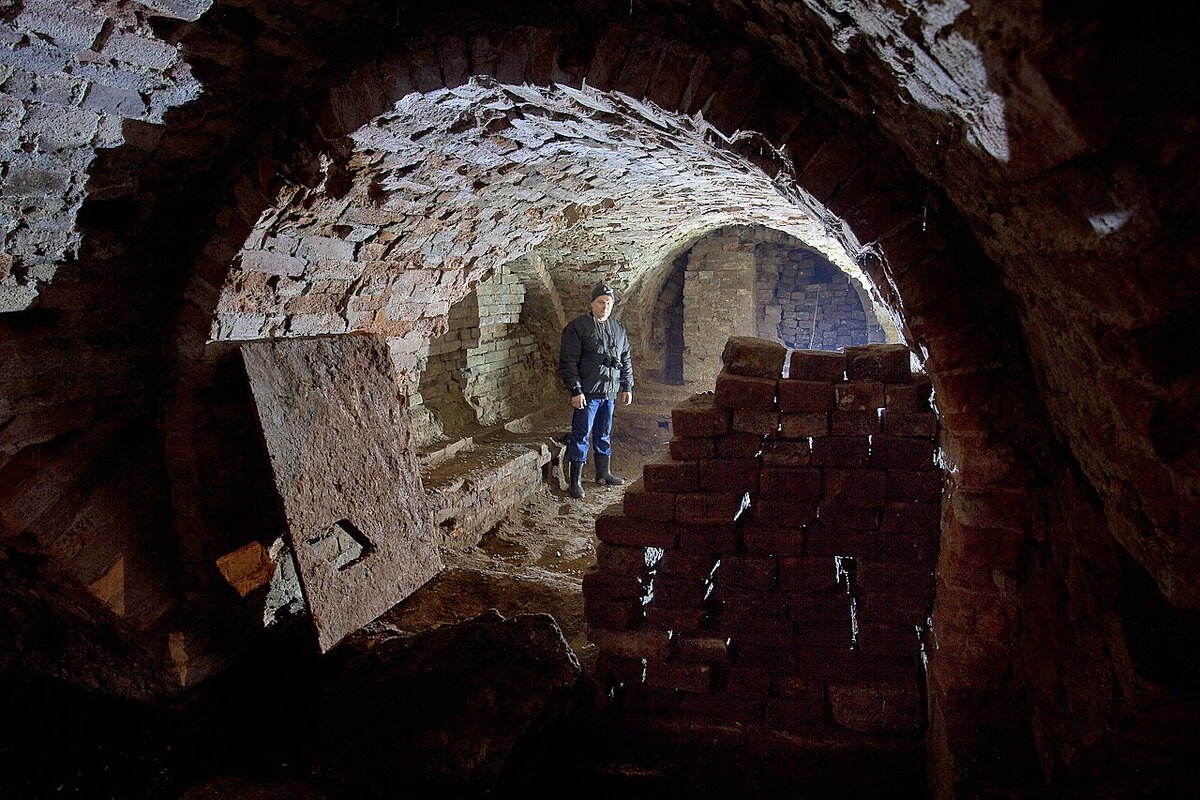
[0,6,1051,751]
[159,21,1050,774]
[621,222,902,370]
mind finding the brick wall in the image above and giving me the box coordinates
[651,227,886,388]
[649,258,686,384]
[755,243,883,351]
[680,234,758,385]
[413,264,553,446]
[584,338,938,740]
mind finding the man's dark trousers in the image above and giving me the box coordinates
[569,397,614,463]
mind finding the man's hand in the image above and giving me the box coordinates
[571,393,586,410]
[619,391,633,406]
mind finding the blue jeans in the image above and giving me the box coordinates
[569,397,614,464]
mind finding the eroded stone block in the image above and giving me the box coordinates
[720,336,787,378]
[845,343,911,383]
[242,335,442,652]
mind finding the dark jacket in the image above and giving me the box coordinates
[558,313,634,399]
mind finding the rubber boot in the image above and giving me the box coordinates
[569,461,586,499]
[595,454,624,486]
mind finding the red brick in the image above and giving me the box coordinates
[732,409,779,436]
[595,506,677,548]
[698,458,760,493]
[887,469,942,502]
[949,490,1031,532]
[759,466,822,500]
[734,640,794,670]
[856,623,922,657]
[773,674,825,701]
[800,132,867,198]
[823,468,886,507]
[676,523,739,554]
[789,349,846,381]
[778,555,845,592]
[670,437,715,460]
[677,635,731,663]
[623,684,681,715]
[594,629,671,660]
[761,439,811,467]
[725,614,794,648]
[820,505,881,530]
[877,532,938,564]
[623,483,677,522]
[646,41,699,110]
[885,377,933,413]
[595,542,653,575]
[657,552,717,581]
[829,679,921,733]
[794,615,854,648]
[755,499,818,528]
[881,502,939,535]
[830,410,880,435]
[882,411,937,438]
[844,344,911,383]
[596,654,644,684]
[676,491,745,525]
[856,561,934,594]
[582,569,644,601]
[789,592,854,623]
[766,697,826,733]
[835,382,885,411]
[647,661,713,693]
[714,587,788,617]
[725,666,772,698]
[720,555,777,589]
[671,393,731,437]
[872,436,937,470]
[805,525,879,558]
[853,653,922,682]
[678,694,765,722]
[793,645,858,681]
[645,606,707,631]
[742,522,806,555]
[649,576,709,608]
[715,370,778,410]
[714,432,764,458]
[720,336,787,378]
[856,591,930,627]
[644,459,699,493]
[941,523,1023,584]
[810,436,870,467]
[585,598,643,630]
[779,412,829,438]
[778,380,834,413]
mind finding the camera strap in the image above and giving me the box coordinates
[592,314,612,354]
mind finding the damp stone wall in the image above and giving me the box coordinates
[583,338,938,740]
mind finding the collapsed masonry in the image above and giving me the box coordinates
[583,338,939,738]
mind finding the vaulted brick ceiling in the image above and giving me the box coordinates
[212,79,892,344]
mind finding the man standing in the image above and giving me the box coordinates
[558,282,634,499]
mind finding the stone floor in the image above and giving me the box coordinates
[372,450,641,675]
[384,378,695,672]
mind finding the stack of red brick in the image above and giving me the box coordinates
[583,337,940,738]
